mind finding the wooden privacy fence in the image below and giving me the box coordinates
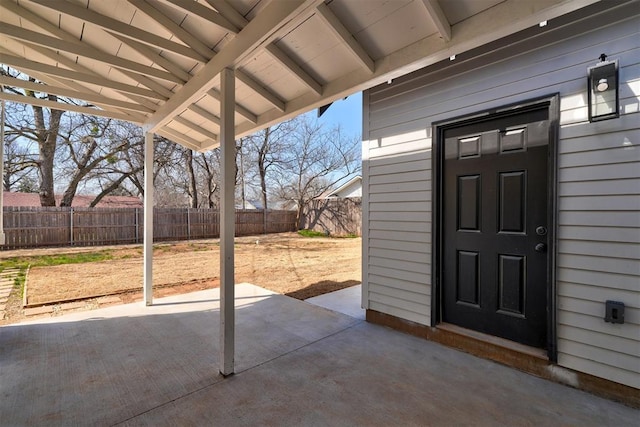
[301,197,361,236]
[1,207,297,250]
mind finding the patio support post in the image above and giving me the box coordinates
[219,67,235,376]
[0,99,5,245]
[143,131,154,306]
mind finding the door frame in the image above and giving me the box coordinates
[431,94,560,361]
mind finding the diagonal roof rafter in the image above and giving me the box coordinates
[0,51,166,101]
[315,3,374,73]
[0,22,184,85]
[0,90,144,123]
[204,0,249,30]
[0,75,153,114]
[28,0,207,62]
[143,0,324,133]
[126,0,215,61]
[164,0,239,34]
[0,54,147,120]
[265,44,322,96]
[420,0,452,42]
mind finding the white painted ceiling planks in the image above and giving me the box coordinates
[0,0,602,151]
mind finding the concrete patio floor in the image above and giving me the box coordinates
[1,284,637,426]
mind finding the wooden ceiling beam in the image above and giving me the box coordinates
[235,71,285,112]
[28,0,207,62]
[419,0,451,42]
[0,91,142,123]
[8,43,166,111]
[206,89,257,124]
[188,104,221,127]
[164,0,239,33]
[203,0,249,30]
[157,128,203,151]
[172,116,218,141]
[127,0,214,61]
[108,33,193,82]
[0,22,184,84]
[0,75,153,114]
[234,0,601,138]
[265,44,322,96]
[144,0,320,132]
[0,0,79,44]
[0,53,166,101]
[315,3,374,73]
[0,48,147,119]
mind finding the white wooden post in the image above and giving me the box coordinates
[143,132,154,306]
[219,68,235,376]
[0,99,5,245]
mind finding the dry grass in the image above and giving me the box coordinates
[24,232,361,306]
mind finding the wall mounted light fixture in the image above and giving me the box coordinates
[587,54,619,122]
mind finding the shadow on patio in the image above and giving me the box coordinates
[0,284,635,426]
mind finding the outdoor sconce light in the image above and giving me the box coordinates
[587,54,619,122]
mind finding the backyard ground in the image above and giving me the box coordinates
[0,232,361,324]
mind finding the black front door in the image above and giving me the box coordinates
[441,106,551,348]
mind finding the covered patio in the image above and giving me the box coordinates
[2,0,637,420]
[0,0,610,377]
[1,283,636,425]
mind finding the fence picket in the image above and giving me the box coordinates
[1,207,297,250]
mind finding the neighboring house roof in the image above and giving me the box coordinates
[325,176,362,199]
[3,192,143,208]
[236,199,264,211]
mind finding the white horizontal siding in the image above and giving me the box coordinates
[557,254,640,277]
[363,7,640,388]
[559,294,640,323]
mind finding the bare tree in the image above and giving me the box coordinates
[2,128,38,191]
[3,83,66,206]
[1,68,150,206]
[275,116,361,227]
[182,147,198,208]
[195,150,220,208]
[245,120,295,211]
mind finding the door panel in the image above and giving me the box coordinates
[442,109,550,348]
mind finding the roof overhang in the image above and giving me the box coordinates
[0,0,604,151]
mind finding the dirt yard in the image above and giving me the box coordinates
[23,233,361,306]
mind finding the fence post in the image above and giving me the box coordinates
[187,207,191,240]
[70,207,74,246]
[135,208,139,243]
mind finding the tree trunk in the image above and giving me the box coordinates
[30,95,63,206]
[185,149,198,208]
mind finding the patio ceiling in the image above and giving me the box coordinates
[0,0,599,151]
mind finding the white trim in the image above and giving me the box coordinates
[143,132,154,306]
[361,90,370,310]
[219,68,235,376]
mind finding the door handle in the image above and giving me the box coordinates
[535,243,547,253]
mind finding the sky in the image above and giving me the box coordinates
[310,91,363,140]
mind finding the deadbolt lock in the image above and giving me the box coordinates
[536,226,548,236]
